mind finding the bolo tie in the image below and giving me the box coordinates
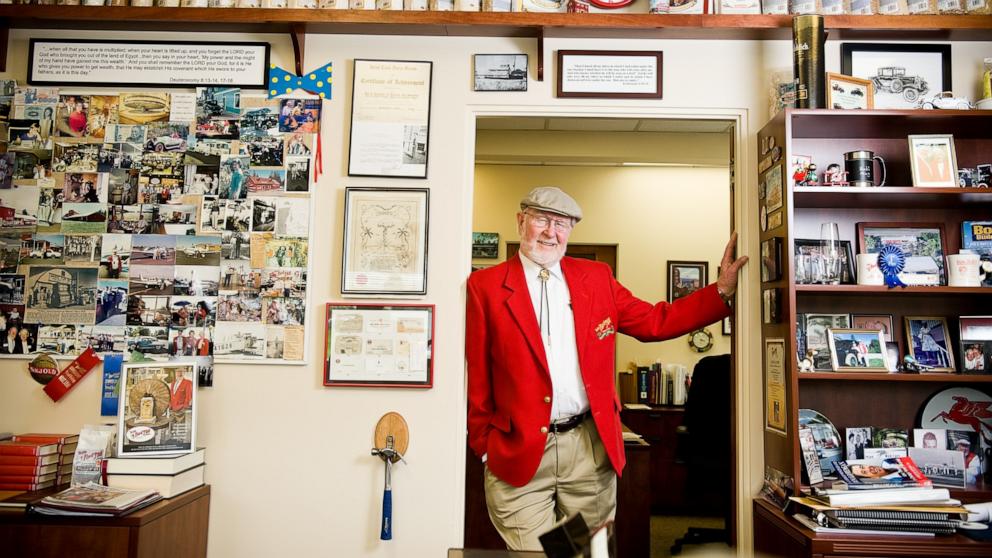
[538,268,551,345]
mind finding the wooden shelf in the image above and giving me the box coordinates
[796,284,988,295]
[799,372,992,382]
[788,109,992,139]
[2,8,992,40]
[794,186,992,209]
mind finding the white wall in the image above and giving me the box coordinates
[1,25,989,558]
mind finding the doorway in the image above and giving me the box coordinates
[465,115,740,557]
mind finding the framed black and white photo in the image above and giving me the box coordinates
[667,260,707,302]
[473,54,528,92]
[341,187,429,297]
[323,303,434,388]
[348,59,432,179]
[840,43,951,109]
[471,232,499,259]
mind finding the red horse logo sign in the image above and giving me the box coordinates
[930,396,992,444]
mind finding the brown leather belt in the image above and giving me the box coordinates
[550,411,591,434]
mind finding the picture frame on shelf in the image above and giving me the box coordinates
[904,316,956,372]
[117,361,198,457]
[857,222,947,286]
[341,187,429,297]
[827,328,889,373]
[793,238,856,285]
[323,302,434,388]
[825,72,874,110]
[473,54,528,92]
[667,260,707,303]
[804,313,852,371]
[348,59,432,179]
[471,232,499,259]
[885,342,900,372]
[840,43,951,109]
[556,50,663,99]
[959,315,992,374]
[851,313,894,342]
[761,237,782,282]
[908,134,959,188]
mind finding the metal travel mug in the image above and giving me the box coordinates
[844,150,886,187]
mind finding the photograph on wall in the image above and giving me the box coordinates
[471,232,499,259]
[348,59,432,178]
[473,54,528,92]
[0,86,318,365]
[341,187,429,296]
[667,261,707,303]
[117,361,196,456]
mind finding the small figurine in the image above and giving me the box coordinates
[899,355,922,373]
[804,163,819,186]
[822,163,848,187]
[798,350,815,372]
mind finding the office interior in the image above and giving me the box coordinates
[0,14,990,558]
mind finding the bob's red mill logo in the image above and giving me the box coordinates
[969,223,992,242]
[28,353,59,385]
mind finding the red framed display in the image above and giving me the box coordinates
[323,302,434,388]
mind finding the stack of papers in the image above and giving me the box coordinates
[31,482,161,517]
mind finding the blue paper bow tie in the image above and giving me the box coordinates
[267,62,332,99]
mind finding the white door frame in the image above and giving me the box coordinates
[459,104,762,556]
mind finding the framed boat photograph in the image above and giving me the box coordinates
[341,187,429,297]
[324,302,434,388]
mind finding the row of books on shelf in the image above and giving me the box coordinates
[0,433,78,490]
[617,361,690,406]
[796,313,992,374]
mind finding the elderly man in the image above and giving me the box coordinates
[465,186,746,550]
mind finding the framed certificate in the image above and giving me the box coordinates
[341,187,429,297]
[556,50,662,99]
[348,59,433,178]
[324,303,434,388]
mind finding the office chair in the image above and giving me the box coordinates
[670,353,732,556]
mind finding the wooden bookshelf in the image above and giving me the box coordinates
[799,372,992,382]
[2,8,992,40]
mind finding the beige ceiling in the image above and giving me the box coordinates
[475,116,733,167]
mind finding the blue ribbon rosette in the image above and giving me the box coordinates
[877,245,908,289]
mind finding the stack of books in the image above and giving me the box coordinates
[791,457,968,536]
[105,448,206,499]
[11,433,79,487]
[0,440,61,491]
[31,482,162,517]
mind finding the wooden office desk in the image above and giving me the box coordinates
[754,498,992,558]
[0,484,210,558]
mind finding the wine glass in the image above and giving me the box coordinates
[820,222,842,285]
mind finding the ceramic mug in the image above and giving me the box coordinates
[948,253,981,286]
[856,253,884,285]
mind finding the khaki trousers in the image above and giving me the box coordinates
[484,416,617,551]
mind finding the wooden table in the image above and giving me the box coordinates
[754,498,992,558]
[0,485,210,558]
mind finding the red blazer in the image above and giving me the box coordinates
[466,255,730,487]
[169,378,193,411]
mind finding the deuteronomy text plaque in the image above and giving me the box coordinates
[28,39,270,88]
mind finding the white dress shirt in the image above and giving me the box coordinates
[519,253,589,421]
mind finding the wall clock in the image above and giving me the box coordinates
[688,328,713,353]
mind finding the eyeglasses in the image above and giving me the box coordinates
[526,212,573,232]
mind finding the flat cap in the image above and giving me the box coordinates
[520,186,583,222]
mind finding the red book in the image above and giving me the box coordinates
[0,472,56,484]
[0,480,55,491]
[12,434,80,446]
[0,454,60,467]
[0,464,58,476]
[0,441,59,457]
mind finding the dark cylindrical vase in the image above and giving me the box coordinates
[793,15,825,109]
